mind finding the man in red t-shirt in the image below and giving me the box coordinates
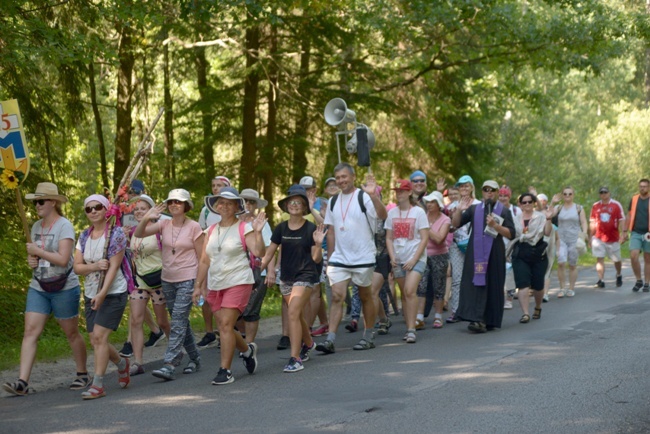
[589,186,625,288]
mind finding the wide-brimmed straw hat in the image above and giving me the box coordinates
[240,189,268,208]
[278,185,311,216]
[25,182,68,203]
[204,186,245,215]
[165,189,194,209]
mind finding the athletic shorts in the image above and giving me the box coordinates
[207,284,253,313]
[85,292,128,333]
[129,287,166,305]
[374,253,391,280]
[279,281,314,297]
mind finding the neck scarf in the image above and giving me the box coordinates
[472,200,503,286]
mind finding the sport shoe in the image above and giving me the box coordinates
[311,324,329,337]
[353,338,376,350]
[130,363,145,376]
[152,364,176,381]
[377,318,392,335]
[212,368,234,385]
[644,284,650,293]
[276,335,290,350]
[504,300,513,309]
[405,332,416,343]
[632,280,643,292]
[241,343,258,374]
[446,313,459,323]
[415,319,425,330]
[566,289,575,297]
[593,280,605,288]
[616,275,623,287]
[299,342,316,362]
[118,341,133,358]
[542,294,549,303]
[118,357,130,389]
[345,319,358,333]
[315,339,335,354]
[197,332,217,349]
[283,357,304,373]
[144,330,166,348]
[183,358,201,374]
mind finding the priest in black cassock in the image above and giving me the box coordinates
[451,180,515,333]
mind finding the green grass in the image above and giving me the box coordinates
[0,287,284,372]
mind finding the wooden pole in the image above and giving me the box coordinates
[16,188,32,243]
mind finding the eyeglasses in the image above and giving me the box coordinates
[33,199,50,206]
[168,199,184,205]
[412,179,426,184]
[563,192,573,196]
[288,200,304,206]
[245,200,257,205]
[520,200,533,205]
[482,187,496,193]
[84,204,105,213]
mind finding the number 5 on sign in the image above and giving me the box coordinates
[0,99,30,179]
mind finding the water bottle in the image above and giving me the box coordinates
[197,295,205,307]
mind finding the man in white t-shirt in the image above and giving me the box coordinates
[197,175,230,349]
[316,163,387,354]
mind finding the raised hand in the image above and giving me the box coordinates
[458,196,473,211]
[551,193,562,205]
[436,177,447,192]
[313,224,327,244]
[362,174,378,196]
[145,202,166,222]
[252,212,268,232]
[306,189,317,208]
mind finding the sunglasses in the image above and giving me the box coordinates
[84,204,105,213]
[412,179,426,184]
[168,199,185,205]
[563,192,573,196]
[482,187,496,193]
[599,191,608,194]
[520,200,533,205]
[288,200,304,206]
[245,200,257,205]
[33,199,50,206]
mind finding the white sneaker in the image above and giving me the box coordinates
[566,289,575,297]
[542,294,549,303]
[504,300,513,309]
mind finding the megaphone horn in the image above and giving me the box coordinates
[324,98,356,126]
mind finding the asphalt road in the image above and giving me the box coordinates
[2,262,650,434]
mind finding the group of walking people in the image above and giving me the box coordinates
[4,168,650,399]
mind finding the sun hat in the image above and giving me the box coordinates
[537,193,548,202]
[165,189,194,210]
[278,185,311,216]
[204,186,245,215]
[423,191,445,208]
[482,180,499,190]
[136,194,156,209]
[240,188,268,208]
[391,179,412,191]
[455,175,474,187]
[299,176,316,189]
[26,182,68,203]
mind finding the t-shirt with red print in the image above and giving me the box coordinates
[385,205,429,264]
[590,200,624,243]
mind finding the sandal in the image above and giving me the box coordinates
[183,359,201,374]
[118,357,130,389]
[353,338,376,350]
[2,379,30,396]
[533,307,542,320]
[519,314,530,323]
[81,385,106,400]
[69,374,91,390]
[433,319,443,329]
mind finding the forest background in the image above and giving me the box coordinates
[1,0,650,363]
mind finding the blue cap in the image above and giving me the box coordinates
[130,179,145,194]
[455,175,474,187]
[409,170,427,181]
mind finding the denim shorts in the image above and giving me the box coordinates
[393,260,426,279]
[25,286,81,320]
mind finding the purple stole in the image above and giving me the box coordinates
[472,201,503,286]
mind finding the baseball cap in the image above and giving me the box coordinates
[482,180,499,190]
[299,176,316,189]
[599,186,609,194]
[391,179,412,191]
[455,175,474,187]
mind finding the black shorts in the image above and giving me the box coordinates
[241,280,268,322]
[374,253,391,280]
[512,256,548,291]
[84,292,128,333]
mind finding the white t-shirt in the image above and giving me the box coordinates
[30,217,80,292]
[324,189,378,266]
[206,222,255,291]
[76,236,127,298]
[199,205,221,230]
[385,205,429,264]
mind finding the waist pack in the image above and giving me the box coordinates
[136,269,162,288]
[35,268,72,293]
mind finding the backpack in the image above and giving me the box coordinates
[329,188,375,234]
[79,226,136,294]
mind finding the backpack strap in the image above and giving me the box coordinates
[329,189,367,214]
[329,193,339,212]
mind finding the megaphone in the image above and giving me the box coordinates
[324,98,356,127]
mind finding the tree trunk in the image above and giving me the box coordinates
[40,124,56,183]
[292,35,311,184]
[163,37,175,181]
[113,22,135,192]
[239,23,260,190]
[88,61,109,190]
[262,23,278,225]
[195,47,214,183]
